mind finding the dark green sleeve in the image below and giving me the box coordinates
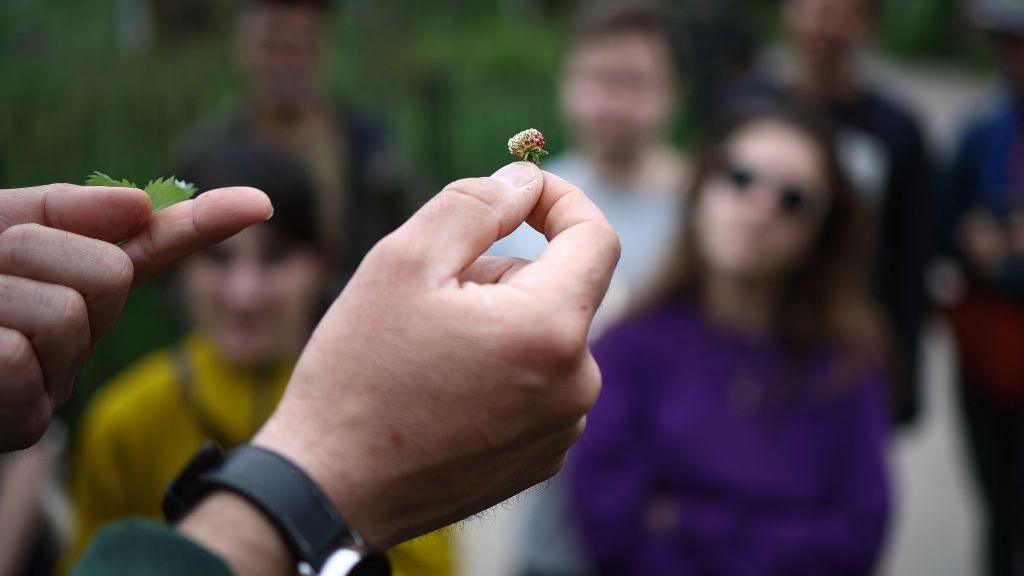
[71,519,235,576]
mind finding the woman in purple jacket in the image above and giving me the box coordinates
[572,103,892,576]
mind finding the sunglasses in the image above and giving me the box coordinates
[714,158,827,218]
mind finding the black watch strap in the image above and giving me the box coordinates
[163,443,390,575]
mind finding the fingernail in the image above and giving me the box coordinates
[491,162,536,189]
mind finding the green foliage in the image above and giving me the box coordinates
[85,171,196,211]
[1,0,239,189]
[85,171,134,189]
[522,148,549,164]
[0,0,568,193]
[876,0,991,67]
[141,176,197,211]
[1,1,570,429]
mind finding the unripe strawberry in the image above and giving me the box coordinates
[508,128,549,164]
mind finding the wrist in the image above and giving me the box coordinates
[252,412,396,549]
[178,491,292,576]
[167,440,391,575]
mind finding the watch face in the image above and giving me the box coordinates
[319,548,390,576]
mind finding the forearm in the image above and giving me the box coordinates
[168,418,406,576]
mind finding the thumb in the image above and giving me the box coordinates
[383,162,542,283]
[121,187,273,284]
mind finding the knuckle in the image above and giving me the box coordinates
[364,234,398,263]
[441,177,498,204]
[51,376,76,411]
[0,223,44,264]
[364,233,419,274]
[0,222,45,243]
[127,227,158,271]
[571,416,589,443]
[0,329,33,373]
[537,319,588,369]
[49,285,89,336]
[23,397,52,446]
[539,451,571,482]
[600,221,623,262]
[548,358,601,425]
[572,357,603,415]
[98,246,134,294]
[439,179,502,221]
[583,220,622,272]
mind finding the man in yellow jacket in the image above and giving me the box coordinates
[63,144,452,575]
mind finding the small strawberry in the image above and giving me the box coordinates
[508,128,548,164]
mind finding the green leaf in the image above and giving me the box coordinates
[525,148,548,164]
[86,171,136,189]
[143,176,197,212]
[85,172,197,212]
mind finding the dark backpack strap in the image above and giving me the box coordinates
[171,344,234,448]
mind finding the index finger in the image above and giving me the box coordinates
[120,186,273,284]
[508,171,621,316]
[0,184,151,242]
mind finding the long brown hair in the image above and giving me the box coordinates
[648,101,888,385]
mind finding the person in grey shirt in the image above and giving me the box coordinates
[491,1,687,338]
[488,3,688,575]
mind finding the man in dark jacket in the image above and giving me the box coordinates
[942,2,1024,573]
[176,0,407,273]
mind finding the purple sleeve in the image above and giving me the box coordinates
[734,371,892,575]
[570,331,658,575]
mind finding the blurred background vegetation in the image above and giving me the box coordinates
[0,0,994,429]
[0,0,989,190]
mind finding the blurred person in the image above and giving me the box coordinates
[176,0,407,272]
[677,0,759,127]
[941,2,1024,573]
[488,4,687,575]
[733,0,935,426]
[492,0,687,333]
[572,103,891,575]
[62,144,452,575]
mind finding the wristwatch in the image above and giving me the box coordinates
[163,442,390,576]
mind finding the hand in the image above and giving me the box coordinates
[253,162,620,549]
[0,183,272,451]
